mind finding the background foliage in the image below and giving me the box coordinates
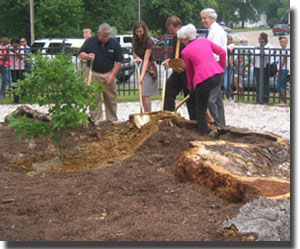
[0,0,290,43]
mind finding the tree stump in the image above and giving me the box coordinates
[174,126,290,204]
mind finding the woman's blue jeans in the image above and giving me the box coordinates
[223,67,233,98]
[0,66,12,98]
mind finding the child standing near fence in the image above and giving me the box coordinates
[234,53,247,102]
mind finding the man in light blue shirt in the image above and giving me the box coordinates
[201,8,227,126]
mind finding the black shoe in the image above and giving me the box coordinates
[208,121,218,126]
[88,117,94,125]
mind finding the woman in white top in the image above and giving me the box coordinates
[10,37,25,103]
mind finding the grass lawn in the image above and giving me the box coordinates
[0,89,289,106]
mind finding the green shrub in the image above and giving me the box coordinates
[8,52,103,161]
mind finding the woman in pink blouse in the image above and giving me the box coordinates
[10,37,25,103]
[177,23,226,134]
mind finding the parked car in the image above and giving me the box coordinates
[153,30,208,64]
[272,24,290,36]
[116,52,135,83]
[230,34,248,46]
[152,34,173,64]
[114,34,133,53]
[114,34,134,83]
[31,38,135,83]
[31,38,84,55]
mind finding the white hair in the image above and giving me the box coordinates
[177,23,197,41]
[98,23,112,34]
[200,8,218,20]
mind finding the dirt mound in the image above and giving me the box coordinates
[0,113,290,241]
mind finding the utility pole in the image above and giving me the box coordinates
[138,0,141,21]
[30,0,35,45]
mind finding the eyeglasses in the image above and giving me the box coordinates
[20,40,26,43]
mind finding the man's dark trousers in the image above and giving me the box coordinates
[163,71,196,120]
[207,74,225,126]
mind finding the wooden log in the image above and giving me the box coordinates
[175,130,290,203]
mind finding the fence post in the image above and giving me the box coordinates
[258,43,264,104]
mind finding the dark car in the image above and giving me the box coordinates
[152,29,208,64]
[152,34,173,64]
[116,52,135,84]
[272,24,290,36]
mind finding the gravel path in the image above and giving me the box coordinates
[0,101,290,140]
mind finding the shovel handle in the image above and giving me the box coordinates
[175,95,190,113]
[161,70,167,110]
[175,39,180,59]
[134,60,145,113]
[87,59,94,86]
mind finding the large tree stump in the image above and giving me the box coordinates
[175,127,290,204]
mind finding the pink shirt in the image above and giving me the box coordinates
[181,38,226,90]
[0,44,12,67]
[10,46,25,70]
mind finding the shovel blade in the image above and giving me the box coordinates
[133,114,151,128]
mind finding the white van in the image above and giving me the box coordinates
[115,34,133,52]
[31,38,84,55]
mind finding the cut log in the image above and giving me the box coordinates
[4,105,51,124]
[175,128,290,204]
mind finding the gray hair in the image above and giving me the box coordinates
[200,8,218,20]
[177,23,197,41]
[98,23,112,34]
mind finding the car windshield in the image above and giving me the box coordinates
[31,42,45,54]
[123,37,132,43]
[274,24,284,28]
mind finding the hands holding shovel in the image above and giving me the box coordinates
[134,57,143,85]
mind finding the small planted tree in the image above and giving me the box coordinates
[8,52,102,161]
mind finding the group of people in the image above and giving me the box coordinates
[223,32,290,105]
[0,37,31,103]
[0,7,289,135]
[80,8,228,134]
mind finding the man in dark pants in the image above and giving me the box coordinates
[201,8,226,126]
[163,16,196,120]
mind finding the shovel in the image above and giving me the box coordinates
[174,94,190,113]
[133,60,151,128]
[161,64,168,110]
[87,59,94,86]
[168,39,186,73]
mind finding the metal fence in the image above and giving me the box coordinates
[0,44,290,104]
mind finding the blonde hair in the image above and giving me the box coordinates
[83,28,92,34]
[177,23,197,41]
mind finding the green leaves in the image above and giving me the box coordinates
[0,0,290,40]
[9,52,103,160]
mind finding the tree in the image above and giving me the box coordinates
[8,52,102,161]
[142,0,218,34]
[35,0,84,38]
[0,0,31,39]
[81,0,137,33]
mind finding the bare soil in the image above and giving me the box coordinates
[0,116,254,241]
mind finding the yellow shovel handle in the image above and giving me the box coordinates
[87,59,94,86]
[175,95,190,113]
[161,70,167,110]
[135,61,144,113]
